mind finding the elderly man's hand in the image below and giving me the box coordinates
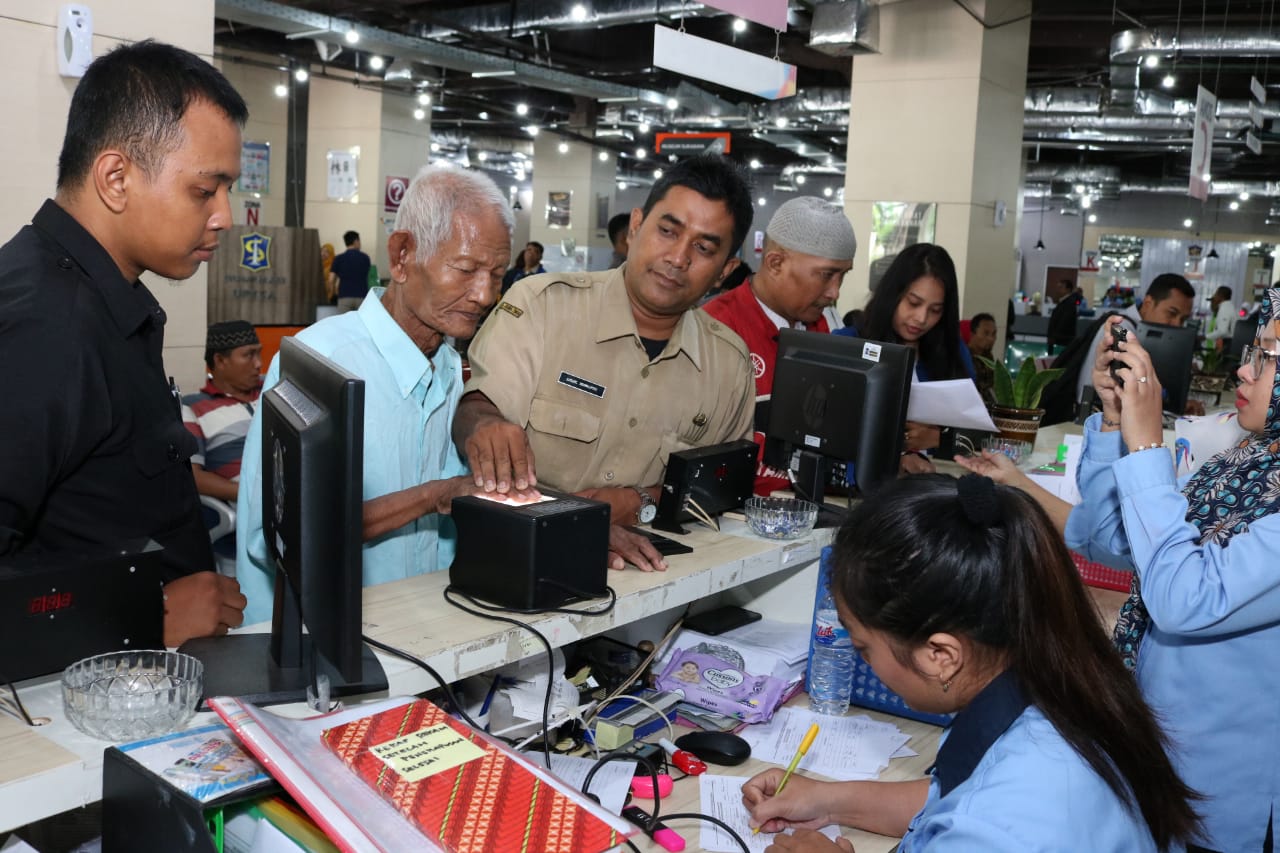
[465,416,537,494]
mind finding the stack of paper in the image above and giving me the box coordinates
[739,707,912,782]
[658,619,812,681]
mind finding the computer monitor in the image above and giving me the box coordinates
[181,337,386,706]
[1228,315,1260,365]
[1137,321,1197,415]
[765,330,915,523]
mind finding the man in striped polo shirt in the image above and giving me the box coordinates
[182,320,263,502]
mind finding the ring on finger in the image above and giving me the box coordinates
[1137,375,1148,383]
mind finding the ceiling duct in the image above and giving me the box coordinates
[1111,27,1280,105]
[807,0,879,56]
[418,0,725,40]
[1119,179,1280,196]
[1024,164,1121,184]
[1023,113,1252,135]
[1024,88,1105,114]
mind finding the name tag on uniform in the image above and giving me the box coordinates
[558,371,606,398]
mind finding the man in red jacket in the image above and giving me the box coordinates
[702,196,856,494]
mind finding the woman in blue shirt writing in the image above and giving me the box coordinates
[1065,288,1280,853]
[742,474,1200,852]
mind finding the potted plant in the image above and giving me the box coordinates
[976,356,1064,450]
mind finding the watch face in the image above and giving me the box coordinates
[638,502,658,524]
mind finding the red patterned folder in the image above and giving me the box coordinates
[321,699,622,853]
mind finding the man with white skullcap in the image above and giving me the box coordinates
[702,195,856,494]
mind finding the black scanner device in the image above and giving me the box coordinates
[449,491,610,610]
[674,731,752,766]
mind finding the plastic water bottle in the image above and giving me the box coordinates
[808,587,854,716]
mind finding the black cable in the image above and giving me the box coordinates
[951,0,1031,29]
[662,812,751,853]
[583,750,664,824]
[0,672,34,727]
[360,634,487,733]
[442,588,556,769]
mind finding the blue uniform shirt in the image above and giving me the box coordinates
[1067,414,1280,853]
[902,671,1169,852]
[235,289,467,625]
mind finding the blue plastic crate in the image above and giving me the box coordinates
[809,546,952,728]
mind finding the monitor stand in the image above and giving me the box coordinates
[791,450,849,529]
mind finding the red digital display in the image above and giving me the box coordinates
[28,591,73,615]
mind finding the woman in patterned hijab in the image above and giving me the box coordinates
[1067,287,1280,853]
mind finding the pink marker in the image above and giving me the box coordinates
[622,805,686,852]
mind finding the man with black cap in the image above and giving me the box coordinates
[182,321,263,502]
[702,196,856,494]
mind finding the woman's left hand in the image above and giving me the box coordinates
[1110,336,1165,451]
[764,830,855,852]
[904,421,941,451]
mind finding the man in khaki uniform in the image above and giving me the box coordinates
[454,154,756,571]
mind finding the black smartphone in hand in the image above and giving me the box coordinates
[1109,324,1128,387]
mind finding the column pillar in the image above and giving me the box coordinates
[530,134,617,272]
[839,0,1030,333]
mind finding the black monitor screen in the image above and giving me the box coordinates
[1137,321,1197,415]
[766,330,915,504]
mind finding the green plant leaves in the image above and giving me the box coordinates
[977,355,1062,410]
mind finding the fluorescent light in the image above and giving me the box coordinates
[1230,200,1240,210]
[418,93,431,106]
[757,197,767,206]
[1162,73,1176,88]
[294,68,309,83]
[526,125,540,136]
[653,169,663,179]
[478,111,489,120]
[274,83,288,98]
[775,117,788,129]
[344,29,359,45]
[1240,191,1251,201]
[570,3,588,22]
[635,147,646,159]
[1144,55,1159,68]
[1088,214,1097,223]
[430,142,440,152]
[733,18,747,33]
[413,108,426,121]
[598,151,609,161]
[478,152,488,162]
[1183,218,1193,227]
[368,55,384,71]
[795,174,806,185]
[749,159,761,169]
[471,69,517,78]
[618,180,627,190]
[516,103,529,116]
[823,187,833,198]
[666,97,678,110]
[558,142,570,154]
[638,122,650,134]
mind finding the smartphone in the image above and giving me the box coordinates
[1109,324,1128,387]
[684,605,762,636]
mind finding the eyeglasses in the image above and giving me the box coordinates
[1241,343,1280,379]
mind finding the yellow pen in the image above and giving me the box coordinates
[752,722,820,835]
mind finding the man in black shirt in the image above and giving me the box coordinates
[1046,277,1081,352]
[0,41,249,646]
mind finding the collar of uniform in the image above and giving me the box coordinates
[32,199,156,338]
[932,669,1029,798]
[358,288,435,399]
[596,266,704,369]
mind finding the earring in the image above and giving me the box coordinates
[941,680,952,693]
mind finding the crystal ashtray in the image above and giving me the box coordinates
[61,650,203,742]
[744,497,819,540]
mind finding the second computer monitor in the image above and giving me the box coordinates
[767,329,915,503]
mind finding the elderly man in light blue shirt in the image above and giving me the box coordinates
[235,165,518,624]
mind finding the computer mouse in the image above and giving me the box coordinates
[674,731,751,766]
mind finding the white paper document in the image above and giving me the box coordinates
[906,378,997,431]
[548,754,636,816]
[739,707,911,782]
[698,774,844,853]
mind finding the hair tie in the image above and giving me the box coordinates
[956,474,1001,527]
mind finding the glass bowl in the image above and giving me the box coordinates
[981,437,1033,468]
[61,650,203,742]
[744,497,819,540]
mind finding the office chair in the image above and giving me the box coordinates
[199,495,237,577]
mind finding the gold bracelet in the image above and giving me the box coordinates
[1130,442,1166,452]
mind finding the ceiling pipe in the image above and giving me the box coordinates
[1110,27,1280,105]
[416,0,730,40]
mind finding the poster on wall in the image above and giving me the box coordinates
[546,191,572,228]
[384,175,409,213]
[327,150,359,201]
[1080,249,1100,272]
[867,202,937,291]
[238,141,270,194]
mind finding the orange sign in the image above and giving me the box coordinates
[654,132,732,155]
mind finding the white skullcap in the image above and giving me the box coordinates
[765,196,857,261]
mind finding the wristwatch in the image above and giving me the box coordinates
[632,486,657,524]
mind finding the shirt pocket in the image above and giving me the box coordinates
[528,395,602,444]
[131,423,197,479]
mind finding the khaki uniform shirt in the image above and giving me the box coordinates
[465,266,754,492]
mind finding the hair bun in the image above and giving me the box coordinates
[956,474,1001,527]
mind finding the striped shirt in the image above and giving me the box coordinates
[181,380,262,480]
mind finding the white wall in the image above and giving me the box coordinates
[216,50,289,229]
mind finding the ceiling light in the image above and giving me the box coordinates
[294,68,309,83]
[666,97,679,110]
[478,111,489,120]
[823,187,833,198]
[599,151,609,161]
[1035,239,1045,251]
[635,147,646,159]
[477,152,488,162]
[571,3,588,22]
[1240,191,1251,201]
[1183,217,1193,228]
[1074,183,1085,194]
[775,117,788,129]
[558,141,570,154]
[1230,200,1240,210]
[1088,213,1097,223]
[430,142,440,152]
[274,83,288,98]
[471,69,517,78]
[1144,55,1160,68]
[344,28,359,45]
[795,174,806,185]
[638,122,650,134]
[413,108,426,121]
[1207,247,1220,259]
[733,18,747,33]
[368,55,384,71]
[653,169,663,179]
[758,197,767,206]
[516,103,529,116]
[1162,73,1176,88]
[1080,195,1092,209]
[618,180,627,190]
[526,125,540,136]
[418,92,431,105]
[749,159,761,169]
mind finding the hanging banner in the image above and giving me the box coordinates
[653,25,797,100]
[701,0,788,31]
[1188,85,1216,201]
[1247,131,1262,155]
[655,132,733,155]
[1252,76,1267,103]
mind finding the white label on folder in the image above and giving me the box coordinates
[804,434,821,448]
[862,342,882,362]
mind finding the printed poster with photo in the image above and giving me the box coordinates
[867,202,937,291]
